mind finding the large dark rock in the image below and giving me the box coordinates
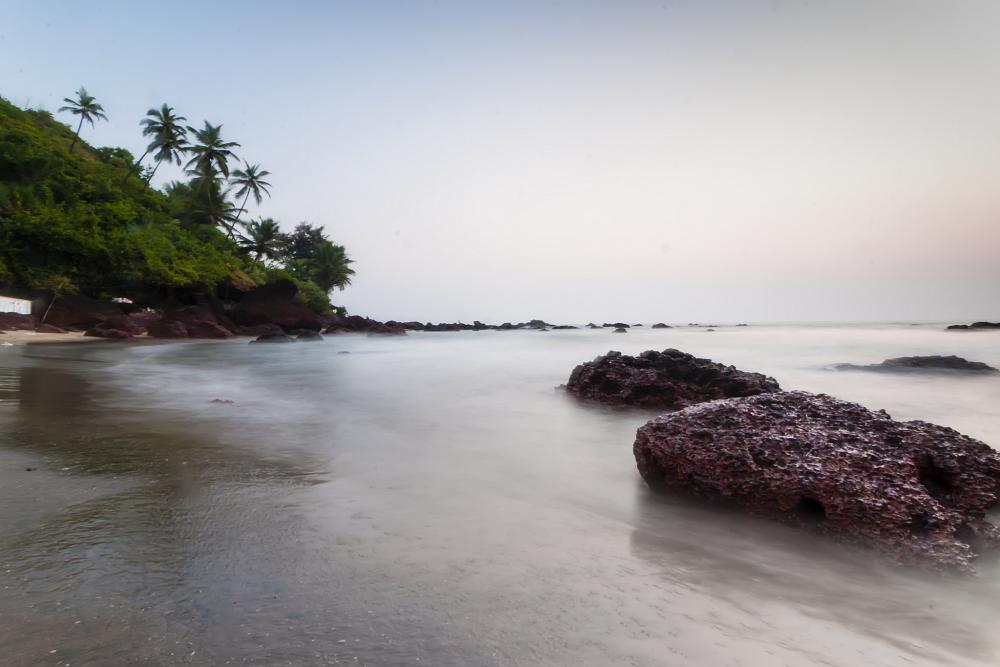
[39,295,123,330]
[296,330,324,342]
[147,319,189,338]
[613,327,628,333]
[835,355,998,374]
[633,391,1000,572]
[947,321,1000,331]
[231,280,325,331]
[603,322,630,328]
[566,349,780,409]
[651,323,672,329]
[250,332,296,344]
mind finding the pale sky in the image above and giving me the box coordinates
[3,1,999,323]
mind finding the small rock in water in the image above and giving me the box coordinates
[210,399,235,405]
[25,467,36,472]
[613,327,628,333]
[566,348,779,409]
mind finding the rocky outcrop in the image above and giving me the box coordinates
[603,322,630,328]
[148,304,235,339]
[613,327,628,333]
[39,295,123,330]
[566,349,780,409]
[326,315,406,335]
[84,315,145,340]
[835,356,998,374]
[633,391,1000,572]
[231,280,324,331]
[947,321,1000,331]
[651,323,671,329]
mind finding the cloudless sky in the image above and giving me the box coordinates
[3,1,999,323]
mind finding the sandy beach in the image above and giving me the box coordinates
[0,330,102,344]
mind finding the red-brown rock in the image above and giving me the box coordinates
[566,349,780,409]
[633,391,1000,572]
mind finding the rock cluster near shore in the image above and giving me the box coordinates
[565,349,781,409]
[633,391,1000,572]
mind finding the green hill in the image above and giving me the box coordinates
[0,96,344,314]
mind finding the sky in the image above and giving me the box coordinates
[2,1,999,323]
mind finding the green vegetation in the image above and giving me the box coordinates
[0,91,354,314]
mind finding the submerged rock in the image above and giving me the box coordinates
[835,355,998,374]
[633,391,1000,572]
[566,349,779,409]
[613,327,628,333]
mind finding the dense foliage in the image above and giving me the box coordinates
[0,94,353,313]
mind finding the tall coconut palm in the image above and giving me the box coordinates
[122,104,188,184]
[227,162,272,239]
[58,87,108,153]
[184,122,240,184]
[187,174,241,230]
[310,241,355,292]
[236,218,285,264]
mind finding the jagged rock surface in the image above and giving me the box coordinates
[633,391,1000,572]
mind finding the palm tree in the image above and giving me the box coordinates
[122,104,188,184]
[58,87,108,153]
[188,175,241,229]
[310,241,355,292]
[236,218,285,264]
[227,161,272,239]
[185,122,240,182]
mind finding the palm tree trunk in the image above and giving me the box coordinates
[227,191,251,242]
[41,295,58,324]
[69,117,84,153]
[144,160,161,184]
[121,147,152,185]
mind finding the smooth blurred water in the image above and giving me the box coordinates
[1,323,999,666]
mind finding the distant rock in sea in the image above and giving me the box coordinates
[633,391,1000,573]
[565,348,780,409]
[834,355,997,374]
[651,323,671,329]
[946,321,1000,331]
[613,327,628,333]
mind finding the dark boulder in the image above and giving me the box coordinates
[232,280,324,331]
[651,323,671,329]
[250,332,296,344]
[633,323,644,327]
[296,330,324,342]
[566,348,780,409]
[613,327,628,333]
[603,322,630,328]
[633,391,1000,572]
[835,356,998,374]
[551,325,579,330]
[38,295,123,330]
[586,323,601,329]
